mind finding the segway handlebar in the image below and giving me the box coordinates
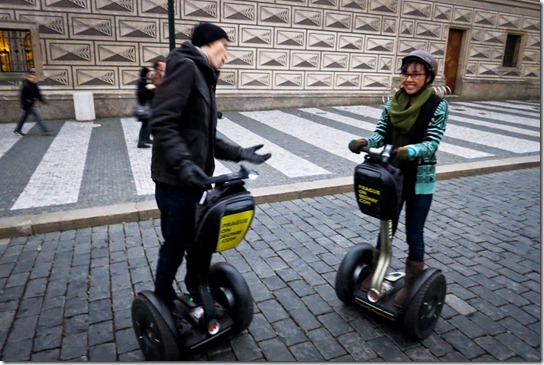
[204,164,259,185]
[360,144,396,164]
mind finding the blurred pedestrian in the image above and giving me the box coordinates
[136,66,155,148]
[14,69,51,136]
[151,59,166,86]
[348,50,448,308]
[149,22,271,311]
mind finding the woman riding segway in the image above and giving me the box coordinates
[348,50,449,308]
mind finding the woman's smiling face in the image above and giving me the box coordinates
[401,62,431,97]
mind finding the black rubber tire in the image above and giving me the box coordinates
[402,271,447,340]
[210,262,254,334]
[131,295,180,361]
[335,243,374,306]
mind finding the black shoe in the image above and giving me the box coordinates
[143,139,153,144]
[13,130,25,136]
[137,144,150,148]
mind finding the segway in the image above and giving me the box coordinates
[132,165,259,360]
[335,145,446,340]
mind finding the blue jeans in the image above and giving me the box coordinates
[154,183,202,307]
[16,107,49,132]
[377,193,433,262]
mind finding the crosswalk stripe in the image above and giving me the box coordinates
[328,106,493,158]
[448,114,539,137]
[121,118,232,196]
[241,110,363,164]
[339,102,540,152]
[121,118,154,195]
[11,121,94,210]
[0,123,35,157]
[450,103,539,128]
[464,101,540,117]
[218,117,330,177]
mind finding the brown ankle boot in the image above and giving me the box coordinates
[393,259,424,308]
[360,249,380,291]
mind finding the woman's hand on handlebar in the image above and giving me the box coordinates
[348,139,367,154]
[395,146,416,160]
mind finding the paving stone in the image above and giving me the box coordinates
[337,332,377,361]
[272,318,308,346]
[367,336,410,361]
[257,299,289,323]
[89,342,117,361]
[248,313,276,342]
[31,348,61,361]
[259,338,296,361]
[230,333,263,361]
[60,332,87,360]
[307,327,346,360]
[289,341,326,361]
[441,330,486,359]
[475,335,516,361]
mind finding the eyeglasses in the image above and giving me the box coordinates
[401,72,425,80]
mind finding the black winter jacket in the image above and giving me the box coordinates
[20,79,45,111]
[149,42,243,188]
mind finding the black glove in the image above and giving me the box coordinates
[348,139,367,154]
[179,161,208,190]
[239,144,271,164]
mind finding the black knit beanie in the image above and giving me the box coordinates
[191,22,229,47]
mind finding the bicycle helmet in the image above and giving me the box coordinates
[401,50,438,84]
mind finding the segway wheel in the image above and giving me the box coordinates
[210,262,253,334]
[131,295,180,361]
[335,243,374,306]
[402,271,446,340]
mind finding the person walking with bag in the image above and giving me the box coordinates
[14,69,51,136]
[348,50,448,308]
[149,22,272,311]
[135,66,154,148]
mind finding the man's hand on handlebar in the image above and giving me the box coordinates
[179,161,208,189]
[348,139,367,154]
[239,144,272,164]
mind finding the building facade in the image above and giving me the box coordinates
[0,0,540,122]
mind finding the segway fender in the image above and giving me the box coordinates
[403,268,442,309]
[137,290,179,342]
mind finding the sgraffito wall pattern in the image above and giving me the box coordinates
[0,0,540,111]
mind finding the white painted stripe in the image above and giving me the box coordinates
[212,160,231,176]
[121,118,154,196]
[333,105,383,119]
[448,115,539,137]
[241,110,363,164]
[303,107,377,131]
[445,124,539,153]
[121,118,231,196]
[11,122,94,210]
[336,101,540,153]
[0,123,35,157]
[218,117,330,177]
[461,101,540,117]
[449,103,540,128]
[326,107,493,158]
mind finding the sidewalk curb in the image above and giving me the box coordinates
[0,156,539,239]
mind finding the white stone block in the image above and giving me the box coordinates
[73,92,95,121]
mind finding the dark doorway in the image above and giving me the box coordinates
[444,28,464,94]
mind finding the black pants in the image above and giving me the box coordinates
[154,183,202,308]
[138,119,151,145]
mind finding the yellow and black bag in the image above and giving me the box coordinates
[194,182,255,253]
[354,155,403,220]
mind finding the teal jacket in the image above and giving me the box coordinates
[364,97,448,195]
